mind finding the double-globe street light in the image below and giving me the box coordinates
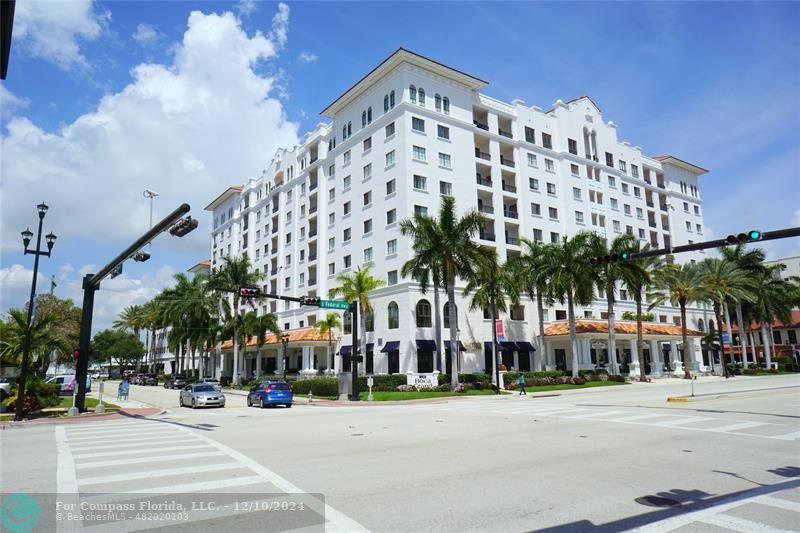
[15,202,57,421]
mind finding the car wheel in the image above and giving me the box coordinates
[246,396,252,407]
[178,396,183,407]
[191,399,196,409]
[286,403,292,408]
[260,398,266,409]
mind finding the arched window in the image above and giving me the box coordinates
[365,309,374,332]
[418,88,426,106]
[697,318,705,332]
[435,94,442,112]
[347,121,352,137]
[367,107,372,124]
[409,85,417,104]
[384,95,389,112]
[443,97,450,115]
[390,90,395,108]
[388,302,399,329]
[361,111,367,128]
[343,312,352,334]
[443,303,458,328]
[416,299,432,328]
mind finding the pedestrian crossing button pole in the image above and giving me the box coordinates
[96,381,106,414]
[367,376,374,402]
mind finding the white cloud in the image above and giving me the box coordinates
[270,3,290,49]
[0,85,29,121]
[132,23,161,45]
[792,209,800,228]
[236,0,258,17]
[298,52,317,64]
[1,8,299,257]
[14,0,109,69]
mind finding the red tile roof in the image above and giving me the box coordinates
[728,310,800,332]
[544,320,702,337]
[220,327,337,350]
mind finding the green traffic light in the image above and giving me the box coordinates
[621,251,630,261]
[748,230,762,240]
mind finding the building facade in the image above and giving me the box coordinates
[205,48,715,378]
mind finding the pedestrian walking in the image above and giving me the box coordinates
[518,374,527,395]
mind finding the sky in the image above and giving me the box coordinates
[1,1,799,333]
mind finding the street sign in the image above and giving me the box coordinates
[721,333,730,344]
[320,299,350,310]
[110,263,123,279]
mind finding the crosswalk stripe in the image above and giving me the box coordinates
[770,431,800,441]
[80,475,267,506]
[564,410,628,420]
[755,495,800,512]
[66,427,176,441]
[707,421,770,433]
[69,436,189,452]
[608,414,670,423]
[698,513,790,532]
[72,443,210,460]
[65,421,158,433]
[648,416,709,427]
[75,450,226,469]
[78,462,247,486]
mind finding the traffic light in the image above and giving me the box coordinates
[302,296,321,307]
[169,216,199,237]
[725,230,762,245]
[590,251,633,266]
[73,348,81,360]
[133,250,151,262]
[239,287,261,298]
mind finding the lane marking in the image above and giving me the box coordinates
[698,513,790,533]
[69,436,192,452]
[78,462,247,486]
[565,411,628,420]
[771,431,800,441]
[707,421,771,433]
[81,475,267,505]
[72,443,210,460]
[755,495,800,513]
[66,427,177,441]
[75,451,226,469]
[55,426,81,533]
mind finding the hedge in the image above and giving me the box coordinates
[502,371,565,384]
[291,378,338,396]
[358,374,409,391]
[437,373,493,385]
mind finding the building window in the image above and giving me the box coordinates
[611,198,619,210]
[440,181,453,196]
[413,145,426,161]
[384,94,389,113]
[364,219,372,234]
[386,179,396,196]
[435,93,442,112]
[638,228,645,239]
[344,255,351,269]
[545,159,554,172]
[387,239,397,256]
[556,310,567,320]
[624,204,631,215]
[621,183,629,194]
[608,176,616,188]
[694,205,700,215]
[363,137,372,152]
[364,247,373,262]
[385,122,395,138]
[284,276,291,289]
[387,209,396,225]
[414,205,428,217]
[443,97,449,114]
[527,153,538,167]
[550,231,560,243]
[634,187,641,198]
[546,182,556,195]
[529,177,539,191]
[328,237,335,251]
[613,220,621,232]
[605,152,614,167]
[575,211,584,224]
[363,163,372,180]
[620,289,628,301]
[416,299,432,327]
[328,262,335,276]
[412,117,425,132]
[631,165,639,178]
[568,138,578,155]
[542,133,552,149]
[437,125,450,139]
[571,164,580,176]
[531,203,541,216]
[438,153,451,169]
[343,312,352,334]
[343,175,351,189]
[385,150,395,168]
[362,110,367,128]
[696,224,702,233]
[343,201,351,216]
[549,207,558,220]
[418,88,426,106]
[413,174,427,190]
[510,304,525,321]
[390,90,395,108]
[573,187,582,201]
[525,126,535,144]
[533,228,543,242]
[343,150,351,165]
[619,160,627,173]
[343,228,351,242]
[409,85,416,103]
[387,270,398,286]
[388,302,399,329]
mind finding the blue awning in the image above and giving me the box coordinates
[516,341,536,352]
[339,345,352,355]
[366,343,374,352]
[499,341,518,352]
[416,339,437,352]
[381,341,400,353]
[446,340,466,352]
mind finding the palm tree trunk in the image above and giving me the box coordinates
[490,293,499,389]
[723,303,735,363]
[680,299,691,379]
[433,279,443,373]
[447,279,459,389]
[567,292,579,378]
[255,344,262,377]
[606,286,617,375]
[635,293,647,382]
[735,303,748,366]
[360,302,367,378]
[233,324,240,387]
[536,291,546,371]
[762,322,772,368]
[175,343,181,377]
[714,304,728,377]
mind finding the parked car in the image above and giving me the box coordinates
[163,375,187,389]
[247,380,293,408]
[179,384,225,408]
[143,374,158,386]
[0,377,12,401]
[197,378,221,390]
[45,374,91,395]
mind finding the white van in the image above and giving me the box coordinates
[46,374,92,395]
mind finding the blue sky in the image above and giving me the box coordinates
[1,1,799,331]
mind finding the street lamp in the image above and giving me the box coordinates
[281,334,290,380]
[15,202,57,421]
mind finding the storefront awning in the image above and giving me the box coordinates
[339,345,352,355]
[416,339,437,352]
[499,341,518,352]
[381,341,400,353]
[446,340,466,352]
[516,341,536,352]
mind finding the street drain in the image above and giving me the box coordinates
[352,433,364,436]
[635,495,681,507]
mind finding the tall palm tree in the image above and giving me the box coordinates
[697,258,755,377]
[586,233,637,374]
[540,233,594,377]
[315,313,341,372]
[464,252,520,383]
[114,304,148,372]
[509,238,551,371]
[328,263,385,385]
[750,264,799,368]
[650,263,703,379]
[620,242,661,382]
[400,195,487,389]
[243,311,281,377]
[720,244,766,364]
[210,256,264,386]
[141,296,166,373]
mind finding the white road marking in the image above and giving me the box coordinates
[71,443,210,460]
[75,450,226,469]
[565,410,628,419]
[81,475,267,505]
[707,421,771,432]
[78,462,247,486]
[697,513,790,532]
[69,436,186,451]
[756,495,800,512]
[55,426,81,533]
[771,430,800,441]
[65,427,177,441]
[649,416,710,427]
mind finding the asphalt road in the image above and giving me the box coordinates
[1,375,798,532]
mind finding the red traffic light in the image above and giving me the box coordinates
[239,287,261,298]
[73,349,81,359]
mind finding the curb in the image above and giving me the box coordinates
[667,396,689,402]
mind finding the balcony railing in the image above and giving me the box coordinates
[308,254,317,261]
[506,236,520,245]
[309,181,318,191]
[504,209,519,219]
[308,278,317,286]
[478,205,494,214]
[660,204,669,212]
[476,175,493,187]
[475,148,491,161]
[270,268,278,275]
[479,231,496,242]
[498,129,513,139]
[309,205,318,214]
[657,181,666,189]
[502,182,517,193]
[272,225,279,234]
[473,120,489,131]
[309,229,318,238]
[310,155,318,164]
[500,155,515,167]
[646,201,654,208]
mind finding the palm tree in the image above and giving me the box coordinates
[316,313,341,372]
[620,242,662,382]
[140,296,166,373]
[464,252,520,384]
[540,233,594,377]
[720,244,766,364]
[0,310,69,370]
[400,195,487,389]
[750,264,799,368]
[328,263,385,386]
[509,238,551,371]
[210,256,264,386]
[697,258,755,377]
[650,263,703,379]
[242,311,281,378]
[586,233,637,375]
[114,304,148,372]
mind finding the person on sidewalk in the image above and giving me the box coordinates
[518,374,527,395]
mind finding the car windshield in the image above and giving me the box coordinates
[193,385,215,392]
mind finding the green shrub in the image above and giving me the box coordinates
[1,378,61,414]
[437,373,493,385]
[291,378,338,396]
[742,368,758,375]
[359,374,408,391]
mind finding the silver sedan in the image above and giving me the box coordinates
[179,384,226,408]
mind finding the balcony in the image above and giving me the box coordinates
[646,201,654,208]
[272,225,279,234]
[476,175,493,187]
[475,148,491,161]
[309,229,318,238]
[500,155,515,168]
[309,181,318,191]
[506,235,520,245]
[478,204,494,215]
[309,205,318,215]
[308,278,317,286]
[498,129,513,139]
[270,267,278,275]
[308,254,317,262]
[660,204,669,212]
[502,182,517,193]
[473,120,489,131]
[480,231,496,242]
[503,209,519,219]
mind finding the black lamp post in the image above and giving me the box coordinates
[15,202,57,421]
[281,334,290,380]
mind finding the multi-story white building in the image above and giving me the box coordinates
[206,48,716,379]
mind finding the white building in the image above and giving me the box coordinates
[206,48,716,379]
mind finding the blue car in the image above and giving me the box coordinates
[247,380,293,408]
